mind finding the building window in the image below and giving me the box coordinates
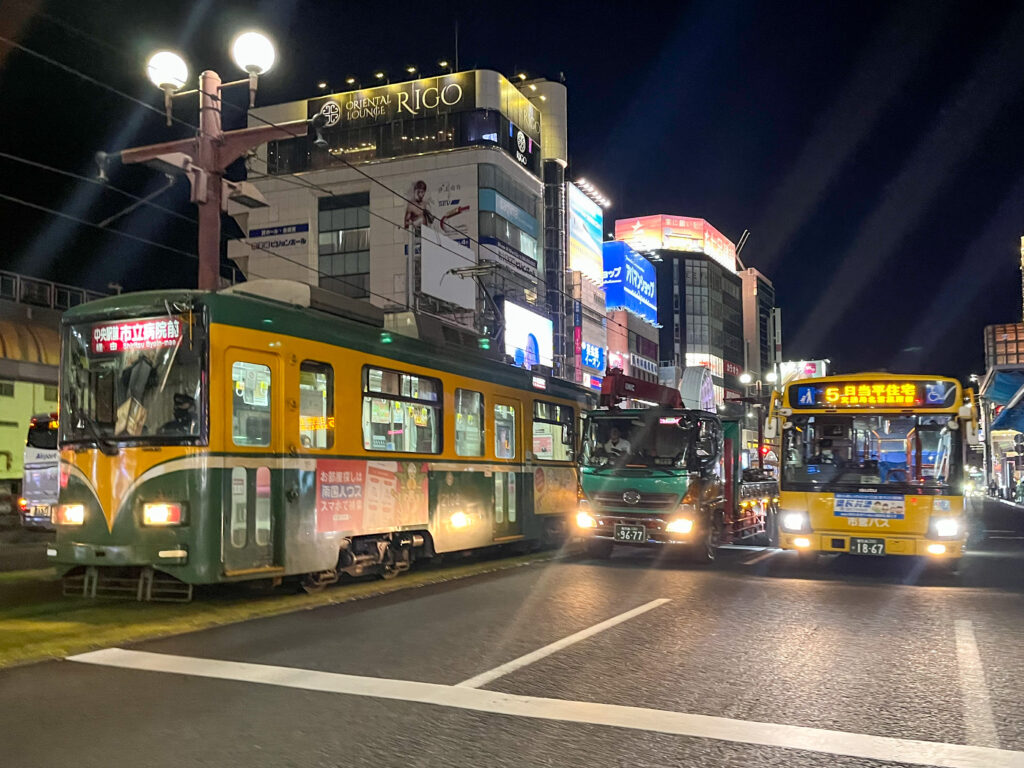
[43,385,58,402]
[479,164,539,218]
[479,211,537,262]
[299,361,334,450]
[362,366,441,453]
[318,192,370,298]
[532,401,574,461]
[0,381,13,398]
[231,361,272,447]
[455,388,484,457]
[494,404,517,459]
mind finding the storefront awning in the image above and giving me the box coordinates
[984,370,1024,405]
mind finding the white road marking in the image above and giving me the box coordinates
[69,648,1024,768]
[455,598,670,688]
[742,548,781,566]
[954,619,1000,748]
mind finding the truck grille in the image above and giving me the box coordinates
[592,491,678,513]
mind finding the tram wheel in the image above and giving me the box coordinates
[301,569,338,594]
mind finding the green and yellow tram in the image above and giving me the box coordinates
[51,281,590,599]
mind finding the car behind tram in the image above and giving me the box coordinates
[51,281,590,600]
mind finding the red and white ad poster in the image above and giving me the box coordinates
[315,460,365,533]
[364,461,429,530]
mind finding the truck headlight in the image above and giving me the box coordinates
[143,502,183,526]
[56,504,85,525]
[931,517,960,538]
[665,518,694,534]
[780,511,809,532]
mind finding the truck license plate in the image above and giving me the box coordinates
[614,524,646,543]
[850,537,885,556]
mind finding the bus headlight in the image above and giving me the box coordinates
[931,517,960,538]
[665,518,694,534]
[780,511,809,532]
[57,504,85,525]
[143,502,183,526]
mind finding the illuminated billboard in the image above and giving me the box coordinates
[567,183,604,284]
[504,301,553,369]
[602,241,657,326]
[614,215,736,273]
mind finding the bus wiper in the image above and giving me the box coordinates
[69,403,118,457]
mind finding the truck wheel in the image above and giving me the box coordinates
[585,538,614,559]
[686,515,722,564]
[765,508,779,547]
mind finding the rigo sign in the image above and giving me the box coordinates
[309,72,476,130]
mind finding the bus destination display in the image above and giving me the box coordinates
[790,380,957,409]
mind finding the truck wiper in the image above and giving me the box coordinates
[69,403,118,457]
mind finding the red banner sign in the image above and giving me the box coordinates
[91,317,182,354]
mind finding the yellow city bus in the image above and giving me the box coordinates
[766,373,978,567]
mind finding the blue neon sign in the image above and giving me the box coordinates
[603,241,657,326]
[581,341,605,372]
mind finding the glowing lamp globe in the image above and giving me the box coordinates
[739,373,753,385]
[232,32,275,75]
[146,51,188,91]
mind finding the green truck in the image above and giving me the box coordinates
[575,372,778,561]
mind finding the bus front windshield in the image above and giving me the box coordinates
[782,414,961,493]
[60,313,205,448]
[582,411,704,469]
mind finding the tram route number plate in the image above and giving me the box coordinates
[850,537,886,556]
[614,524,646,543]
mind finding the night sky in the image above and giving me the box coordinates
[3,0,1024,381]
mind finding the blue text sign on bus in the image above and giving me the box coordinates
[833,493,905,519]
[602,241,657,326]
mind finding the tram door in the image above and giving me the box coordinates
[492,397,523,541]
[223,350,282,574]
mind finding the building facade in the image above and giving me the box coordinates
[740,267,776,380]
[228,70,567,375]
[614,215,743,403]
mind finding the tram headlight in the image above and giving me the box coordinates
[449,511,471,529]
[780,511,809,532]
[57,504,85,525]
[930,517,960,539]
[143,502,183,526]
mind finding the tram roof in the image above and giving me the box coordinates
[63,288,593,405]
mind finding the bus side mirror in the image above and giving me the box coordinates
[763,417,778,440]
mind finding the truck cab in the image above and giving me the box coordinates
[20,413,59,531]
[574,371,778,562]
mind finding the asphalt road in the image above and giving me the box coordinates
[4,500,1024,768]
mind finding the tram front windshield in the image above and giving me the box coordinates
[782,414,961,493]
[61,314,204,446]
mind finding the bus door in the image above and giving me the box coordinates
[223,350,282,574]
[492,397,523,541]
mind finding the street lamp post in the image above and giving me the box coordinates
[737,371,778,470]
[115,32,312,291]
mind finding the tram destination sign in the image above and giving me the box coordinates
[91,317,182,355]
[790,379,958,409]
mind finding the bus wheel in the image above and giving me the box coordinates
[585,538,614,559]
[797,550,819,568]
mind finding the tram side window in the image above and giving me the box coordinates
[299,361,334,449]
[231,361,272,447]
[362,366,441,453]
[495,404,517,459]
[532,401,574,461]
[455,389,484,457]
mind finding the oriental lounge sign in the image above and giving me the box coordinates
[309,72,476,130]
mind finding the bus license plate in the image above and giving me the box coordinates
[850,537,885,556]
[614,524,646,543]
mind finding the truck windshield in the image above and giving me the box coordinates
[782,414,961,493]
[582,411,697,468]
[60,313,205,447]
[26,418,57,450]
